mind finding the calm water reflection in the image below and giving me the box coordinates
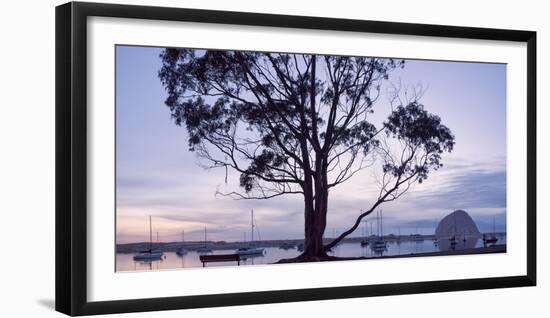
[116,234,506,272]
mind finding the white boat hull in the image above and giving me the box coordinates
[133,251,163,261]
[236,248,264,256]
[370,240,387,251]
[176,248,188,256]
[196,248,213,254]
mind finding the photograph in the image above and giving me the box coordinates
[115,45,507,272]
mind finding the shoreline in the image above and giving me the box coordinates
[275,244,506,263]
[116,235,433,253]
[116,235,506,254]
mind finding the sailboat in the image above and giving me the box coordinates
[279,242,295,250]
[370,210,387,252]
[432,218,439,245]
[483,216,499,245]
[236,209,264,256]
[397,226,402,245]
[360,219,369,246]
[176,230,188,256]
[412,225,424,242]
[133,216,164,261]
[449,213,458,247]
[196,227,213,254]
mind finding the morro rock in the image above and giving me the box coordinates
[435,210,481,239]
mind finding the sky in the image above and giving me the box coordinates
[115,45,507,244]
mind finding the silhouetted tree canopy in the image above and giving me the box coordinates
[159,49,454,258]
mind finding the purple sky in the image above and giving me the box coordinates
[115,45,507,244]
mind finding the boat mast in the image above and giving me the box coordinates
[149,215,152,251]
[379,210,382,238]
[380,210,384,238]
[454,213,457,237]
[251,209,254,243]
[376,210,379,237]
[370,221,373,236]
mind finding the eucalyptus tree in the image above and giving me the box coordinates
[159,49,454,259]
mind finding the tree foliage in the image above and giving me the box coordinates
[158,48,455,255]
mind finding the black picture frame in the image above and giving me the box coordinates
[55,1,537,316]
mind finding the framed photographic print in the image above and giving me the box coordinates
[55,1,536,316]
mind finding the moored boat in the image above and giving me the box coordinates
[197,227,213,254]
[176,230,188,256]
[360,220,369,246]
[134,250,163,261]
[236,247,264,256]
[483,216,499,245]
[236,209,264,256]
[133,216,164,261]
[279,242,295,250]
[370,210,387,252]
[412,225,424,242]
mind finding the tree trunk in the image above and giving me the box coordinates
[302,203,328,258]
[300,57,329,260]
[301,168,329,259]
